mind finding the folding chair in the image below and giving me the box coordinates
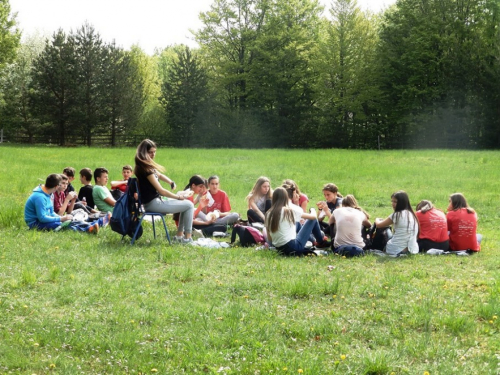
[129,178,171,245]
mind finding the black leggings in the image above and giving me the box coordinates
[417,239,449,252]
[193,223,227,237]
[247,199,272,223]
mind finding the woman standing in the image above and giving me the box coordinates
[376,190,419,255]
[134,139,194,243]
[447,193,480,252]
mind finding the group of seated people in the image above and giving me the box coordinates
[24,138,482,256]
[24,164,133,233]
[256,182,481,257]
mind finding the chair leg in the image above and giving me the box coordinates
[159,215,171,244]
[151,215,157,239]
[131,216,146,245]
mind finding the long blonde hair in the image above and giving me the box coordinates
[342,194,370,219]
[134,139,165,175]
[246,176,272,201]
[265,187,295,233]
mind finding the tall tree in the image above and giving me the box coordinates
[161,46,209,147]
[314,0,380,148]
[248,0,322,147]
[0,0,20,72]
[129,45,165,140]
[377,0,500,148]
[72,22,106,146]
[30,30,77,146]
[102,43,144,146]
[0,32,45,142]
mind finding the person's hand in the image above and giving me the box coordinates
[67,191,77,202]
[199,197,209,209]
[62,214,73,222]
[177,194,184,200]
[316,201,326,210]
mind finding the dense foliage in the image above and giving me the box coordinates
[1,0,499,148]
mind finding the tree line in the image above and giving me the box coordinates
[1,0,499,149]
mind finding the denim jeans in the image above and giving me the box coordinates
[334,244,365,258]
[279,219,322,256]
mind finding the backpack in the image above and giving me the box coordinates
[231,224,265,247]
[110,178,143,240]
[367,223,393,250]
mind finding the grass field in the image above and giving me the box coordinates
[0,145,499,374]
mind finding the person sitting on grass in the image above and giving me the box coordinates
[282,183,330,249]
[415,200,449,252]
[376,190,419,256]
[204,175,240,226]
[24,173,106,233]
[246,176,273,224]
[329,194,372,257]
[111,165,133,200]
[265,187,324,256]
[78,168,96,210]
[25,173,74,231]
[62,166,94,213]
[316,183,343,238]
[284,179,309,212]
[178,175,227,237]
[92,167,115,213]
[54,174,77,216]
[447,193,481,253]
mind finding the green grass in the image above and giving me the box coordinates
[0,146,499,374]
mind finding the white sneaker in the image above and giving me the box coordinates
[192,229,204,239]
[181,237,194,244]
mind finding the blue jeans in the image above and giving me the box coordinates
[28,221,60,230]
[334,244,365,258]
[279,219,322,256]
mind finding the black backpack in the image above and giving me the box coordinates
[231,224,265,247]
[367,223,393,250]
[110,178,143,240]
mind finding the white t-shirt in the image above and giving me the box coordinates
[386,210,419,255]
[333,207,366,248]
[269,205,303,247]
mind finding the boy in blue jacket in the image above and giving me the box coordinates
[24,174,73,230]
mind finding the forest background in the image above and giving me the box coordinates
[0,0,499,149]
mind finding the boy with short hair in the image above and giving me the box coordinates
[111,165,133,192]
[111,165,133,200]
[62,167,76,194]
[54,174,77,216]
[78,168,95,209]
[24,174,73,230]
[93,167,115,212]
